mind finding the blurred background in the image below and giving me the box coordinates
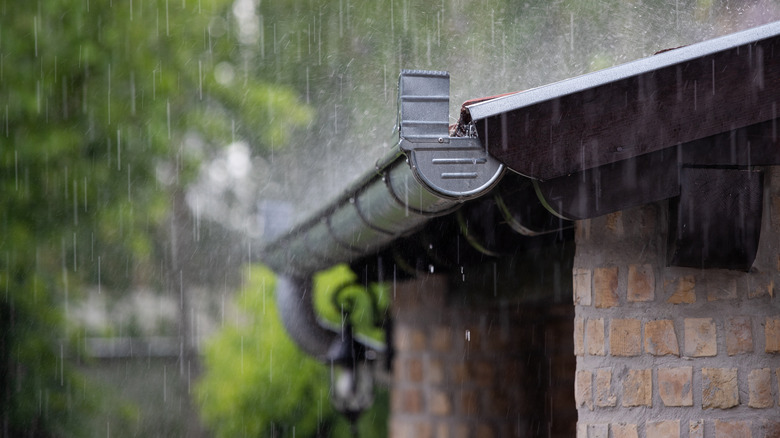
[2,0,779,437]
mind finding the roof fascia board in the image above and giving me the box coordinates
[466,21,780,181]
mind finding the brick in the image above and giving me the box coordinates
[470,361,495,387]
[430,325,452,352]
[575,370,593,411]
[766,317,780,353]
[586,318,606,356]
[610,318,642,356]
[684,318,717,357]
[748,276,774,299]
[645,320,680,356]
[396,326,426,351]
[748,368,773,408]
[646,420,680,438]
[726,316,754,356]
[577,423,587,438]
[595,368,616,407]
[573,268,592,306]
[414,422,433,438]
[594,266,619,308]
[428,358,445,384]
[407,358,424,382]
[430,389,451,415]
[759,419,780,438]
[627,264,654,302]
[395,388,424,413]
[610,423,638,438]
[475,423,494,438]
[714,420,751,438]
[622,369,652,407]
[707,277,737,301]
[702,368,739,409]
[587,424,608,438]
[690,420,704,438]
[666,275,696,304]
[605,211,624,235]
[452,363,469,384]
[658,367,693,407]
[574,316,585,356]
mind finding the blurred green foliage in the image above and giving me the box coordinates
[196,264,388,438]
[1,0,311,435]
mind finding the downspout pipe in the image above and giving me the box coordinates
[263,70,506,360]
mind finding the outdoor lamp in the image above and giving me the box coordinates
[327,324,375,428]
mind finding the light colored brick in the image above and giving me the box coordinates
[689,420,704,438]
[658,367,693,407]
[726,316,754,356]
[627,264,654,302]
[574,316,585,356]
[766,317,780,353]
[577,423,587,438]
[595,368,616,407]
[748,368,773,408]
[702,368,739,409]
[586,318,606,356]
[610,318,642,356]
[645,320,679,356]
[684,318,717,357]
[575,370,593,411]
[622,368,652,407]
[588,424,608,438]
[573,268,592,306]
[646,420,680,438]
[714,419,751,438]
[707,277,737,301]
[430,389,451,415]
[666,275,696,304]
[610,423,638,438]
[396,326,427,351]
[594,266,619,308]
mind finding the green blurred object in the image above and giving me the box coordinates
[196,265,388,437]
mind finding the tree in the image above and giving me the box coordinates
[1,0,311,435]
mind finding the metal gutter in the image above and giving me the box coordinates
[261,70,505,278]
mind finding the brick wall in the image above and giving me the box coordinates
[573,169,780,437]
[389,274,576,437]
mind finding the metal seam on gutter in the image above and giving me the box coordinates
[353,194,397,236]
[325,214,367,254]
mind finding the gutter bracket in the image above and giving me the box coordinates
[398,70,504,200]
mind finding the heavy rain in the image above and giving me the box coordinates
[2,0,780,437]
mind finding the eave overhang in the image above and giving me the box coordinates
[262,21,780,282]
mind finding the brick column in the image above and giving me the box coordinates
[573,169,780,437]
[389,274,576,437]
